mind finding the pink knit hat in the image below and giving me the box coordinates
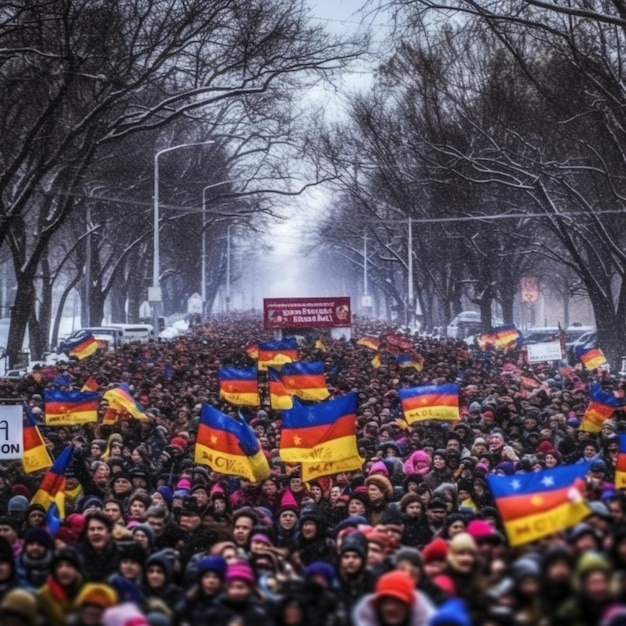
[225,560,255,587]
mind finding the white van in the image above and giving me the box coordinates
[105,323,155,343]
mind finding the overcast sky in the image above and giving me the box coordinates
[255,1,384,302]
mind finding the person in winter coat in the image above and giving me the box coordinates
[142,551,184,609]
[435,533,489,623]
[352,569,435,626]
[364,475,393,527]
[554,551,615,626]
[77,511,120,582]
[399,494,433,549]
[423,451,454,491]
[36,546,85,626]
[538,544,576,615]
[294,505,335,567]
[177,556,227,626]
[15,528,53,590]
[336,531,376,623]
[202,559,271,625]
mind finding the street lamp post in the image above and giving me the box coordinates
[151,141,213,334]
[201,179,236,316]
[225,222,236,313]
[407,216,414,328]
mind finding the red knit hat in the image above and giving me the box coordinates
[170,437,187,451]
[422,537,449,564]
[374,570,415,606]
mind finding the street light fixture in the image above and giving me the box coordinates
[151,141,213,333]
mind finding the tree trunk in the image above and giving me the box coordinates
[7,279,35,367]
[51,272,82,349]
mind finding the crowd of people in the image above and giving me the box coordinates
[0,314,622,625]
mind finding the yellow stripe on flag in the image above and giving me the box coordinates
[503,500,590,547]
[194,442,269,483]
[301,456,364,481]
[279,434,360,464]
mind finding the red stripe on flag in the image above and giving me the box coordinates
[281,414,356,448]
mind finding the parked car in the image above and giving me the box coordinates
[446,311,504,340]
[522,327,561,344]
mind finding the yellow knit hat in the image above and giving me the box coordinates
[74,583,118,609]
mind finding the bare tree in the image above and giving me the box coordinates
[0,0,367,362]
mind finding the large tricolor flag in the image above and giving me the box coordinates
[59,330,99,360]
[357,336,380,351]
[30,446,74,519]
[279,393,360,464]
[102,385,146,422]
[576,346,608,370]
[487,462,591,547]
[399,383,460,424]
[218,367,260,406]
[268,368,293,410]
[280,361,330,402]
[194,404,270,482]
[43,389,100,426]
[257,338,298,371]
[22,405,52,473]
[615,435,626,489]
[581,384,626,432]
[479,325,522,352]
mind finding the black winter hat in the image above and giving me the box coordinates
[52,546,84,573]
[298,505,322,527]
[118,541,147,565]
[340,531,368,560]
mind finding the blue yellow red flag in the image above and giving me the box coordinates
[479,325,522,352]
[59,330,99,360]
[102,385,146,422]
[581,384,626,432]
[194,404,270,482]
[81,376,99,392]
[280,361,329,402]
[218,367,260,406]
[395,353,424,371]
[268,368,293,410]
[22,404,52,473]
[487,462,591,547]
[399,384,460,423]
[357,336,380,351]
[257,338,298,371]
[43,390,100,426]
[30,446,74,519]
[279,393,360,463]
[576,346,608,370]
